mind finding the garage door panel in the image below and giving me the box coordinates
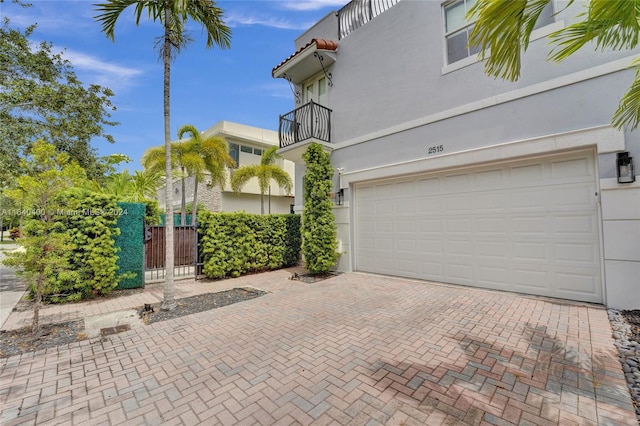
[355,150,602,303]
[418,198,442,212]
[512,269,550,289]
[510,188,547,210]
[556,242,598,264]
[421,262,444,277]
[476,218,509,234]
[445,195,468,212]
[446,218,472,232]
[511,216,547,235]
[446,240,473,256]
[550,157,592,179]
[447,263,474,281]
[478,241,509,258]
[549,184,594,210]
[509,163,544,185]
[474,169,505,189]
[476,193,507,210]
[551,213,598,235]
[513,241,548,261]
[556,271,600,296]
[418,239,444,254]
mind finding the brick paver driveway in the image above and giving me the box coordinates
[1,271,636,425]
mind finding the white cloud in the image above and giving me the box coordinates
[59,49,144,91]
[225,13,316,30]
[280,0,347,11]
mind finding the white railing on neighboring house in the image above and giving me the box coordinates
[338,0,401,39]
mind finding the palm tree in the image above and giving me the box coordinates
[230,146,293,214]
[177,124,234,222]
[143,139,203,226]
[467,0,640,130]
[95,0,231,310]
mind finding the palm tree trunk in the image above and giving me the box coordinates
[180,167,186,226]
[161,1,176,311]
[192,179,198,225]
[268,185,271,214]
[260,192,264,215]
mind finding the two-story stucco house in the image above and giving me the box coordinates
[158,121,295,215]
[272,0,639,309]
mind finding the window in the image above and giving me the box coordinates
[443,0,555,65]
[229,143,239,168]
[240,145,252,153]
[443,0,480,64]
[302,75,328,106]
[253,148,262,156]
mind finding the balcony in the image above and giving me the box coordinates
[278,100,333,162]
[338,0,401,40]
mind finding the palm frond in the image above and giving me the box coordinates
[549,0,639,62]
[468,0,553,81]
[613,60,640,130]
[230,165,260,192]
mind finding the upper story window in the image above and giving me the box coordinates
[444,0,480,65]
[229,143,268,167]
[443,0,555,65]
[229,143,239,168]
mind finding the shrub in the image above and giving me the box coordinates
[301,143,338,274]
[198,212,301,279]
[33,188,131,302]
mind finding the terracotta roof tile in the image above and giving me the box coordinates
[272,38,338,77]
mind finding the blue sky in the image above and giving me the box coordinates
[1,0,347,171]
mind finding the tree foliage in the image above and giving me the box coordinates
[230,146,293,214]
[2,141,86,334]
[0,18,118,185]
[468,0,640,129]
[301,143,338,274]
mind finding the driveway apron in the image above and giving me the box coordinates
[0,271,636,425]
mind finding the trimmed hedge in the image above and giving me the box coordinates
[198,212,301,279]
[40,189,129,302]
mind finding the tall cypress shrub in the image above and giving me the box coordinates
[301,143,338,274]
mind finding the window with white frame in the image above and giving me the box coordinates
[443,0,555,65]
[443,0,480,65]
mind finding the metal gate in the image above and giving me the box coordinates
[144,223,205,283]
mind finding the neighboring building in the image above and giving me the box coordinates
[272,0,640,308]
[157,121,295,215]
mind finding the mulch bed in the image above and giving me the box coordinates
[138,287,267,325]
[0,320,86,359]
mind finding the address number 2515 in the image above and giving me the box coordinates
[428,145,444,154]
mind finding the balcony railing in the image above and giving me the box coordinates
[338,0,401,40]
[279,100,332,148]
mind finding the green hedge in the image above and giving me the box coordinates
[39,189,130,302]
[198,212,301,279]
[114,202,145,289]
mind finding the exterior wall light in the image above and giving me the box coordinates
[617,152,636,184]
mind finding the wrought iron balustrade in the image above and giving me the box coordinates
[338,0,401,40]
[279,100,332,148]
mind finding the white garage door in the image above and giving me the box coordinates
[354,150,603,303]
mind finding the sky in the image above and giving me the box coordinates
[1,0,348,172]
